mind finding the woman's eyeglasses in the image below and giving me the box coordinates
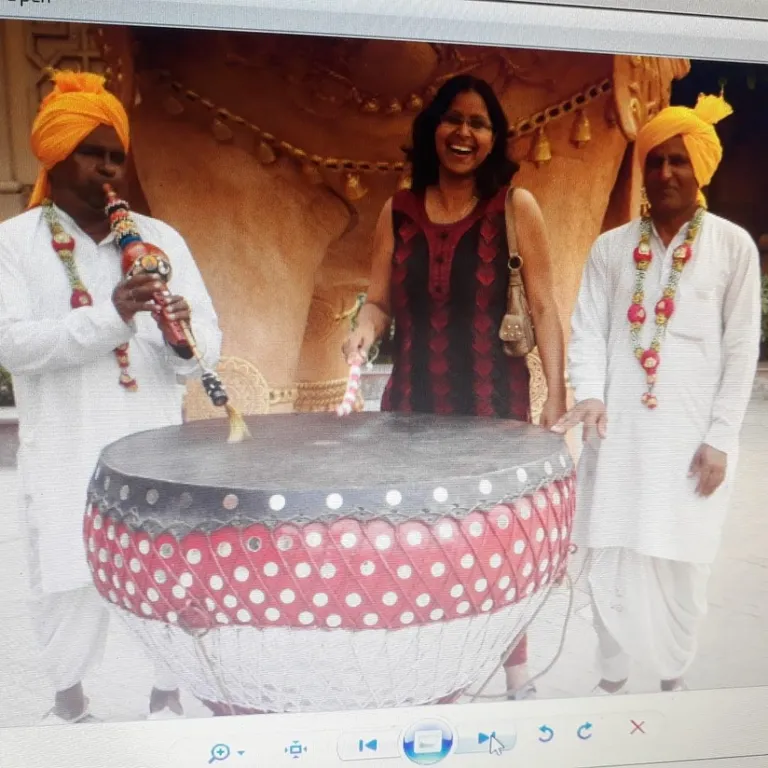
[440,112,493,133]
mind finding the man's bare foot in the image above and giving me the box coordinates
[597,678,628,694]
[661,678,686,692]
[149,688,183,716]
[53,683,89,722]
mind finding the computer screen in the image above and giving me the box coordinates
[0,1,766,766]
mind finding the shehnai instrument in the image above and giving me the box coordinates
[103,184,249,442]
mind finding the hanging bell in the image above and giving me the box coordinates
[385,99,403,115]
[344,172,368,201]
[531,127,552,167]
[571,109,591,148]
[258,141,276,165]
[405,94,423,112]
[361,99,381,114]
[163,95,184,116]
[212,118,234,143]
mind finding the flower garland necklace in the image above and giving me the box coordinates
[628,207,704,409]
[42,200,138,391]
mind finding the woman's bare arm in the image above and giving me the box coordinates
[342,199,395,362]
[510,188,567,414]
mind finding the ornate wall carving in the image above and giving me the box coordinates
[183,356,273,420]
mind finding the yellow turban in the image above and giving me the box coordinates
[28,70,130,209]
[636,92,733,207]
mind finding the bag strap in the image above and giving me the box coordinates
[504,186,524,287]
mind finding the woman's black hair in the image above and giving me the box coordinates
[405,74,518,200]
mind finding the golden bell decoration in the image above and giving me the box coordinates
[361,99,381,114]
[257,141,276,165]
[405,94,423,112]
[344,172,368,201]
[531,128,552,167]
[571,109,591,147]
[385,99,403,115]
[212,118,234,143]
[397,172,412,191]
[163,95,184,116]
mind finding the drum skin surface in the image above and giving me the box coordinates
[84,413,575,713]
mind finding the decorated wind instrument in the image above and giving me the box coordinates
[103,184,250,443]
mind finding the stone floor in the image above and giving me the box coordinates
[0,377,765,726]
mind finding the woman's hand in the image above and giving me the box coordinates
[538,395,567,429]
[342,321,377,366]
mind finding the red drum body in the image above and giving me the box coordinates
[84,413,575,714]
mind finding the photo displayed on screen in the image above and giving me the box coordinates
[0,19,765,729]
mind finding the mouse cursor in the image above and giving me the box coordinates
[488,733,504,755]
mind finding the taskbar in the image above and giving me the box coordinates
[3,686,767,768]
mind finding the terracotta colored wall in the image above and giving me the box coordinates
[4,26,687,413]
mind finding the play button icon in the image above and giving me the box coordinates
[455,726,517,755]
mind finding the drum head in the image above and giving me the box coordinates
[93,413,573,528]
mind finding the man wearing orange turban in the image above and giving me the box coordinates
[554,93,761,695]
[28,70,131,209]
[0,70,223,723]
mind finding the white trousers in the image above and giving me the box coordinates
[28,528,178,694]
[587,547,710,682]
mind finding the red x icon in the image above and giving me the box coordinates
[630,720,646,735]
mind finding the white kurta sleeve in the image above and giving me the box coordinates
[568,237,611,403]
[704,237,761,456]
[0,238,134,375]
[146,223,222,379]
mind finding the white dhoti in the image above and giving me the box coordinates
[27,528,178,695]
[587,547,709,682]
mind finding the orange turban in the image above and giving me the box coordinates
[635,92,733,207]
[28,70,130,209]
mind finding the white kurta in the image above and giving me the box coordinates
[0,205,222,594]
[568,212,760,564]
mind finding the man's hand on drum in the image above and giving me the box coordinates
[342,322,376,367]
[113,273,165,324]
[551,398,607,442]
[688,443,727,497]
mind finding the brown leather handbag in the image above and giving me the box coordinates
[499,187,536,357]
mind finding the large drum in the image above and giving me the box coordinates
[84,413,575,714]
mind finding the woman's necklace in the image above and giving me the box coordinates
[42,200,138,391]
[628,207,704,409]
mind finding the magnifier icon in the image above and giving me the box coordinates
[209,744,231,764]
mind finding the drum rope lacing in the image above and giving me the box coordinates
[88,470,575,536]
[470,544,582,701]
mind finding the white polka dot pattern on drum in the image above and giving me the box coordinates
[82,465,576,632]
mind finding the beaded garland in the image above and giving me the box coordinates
[628,207,704,409]
[42,201,138,391]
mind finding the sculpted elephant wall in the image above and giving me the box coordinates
[93,27,689,415]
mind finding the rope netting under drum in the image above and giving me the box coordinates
[92,473,576,712]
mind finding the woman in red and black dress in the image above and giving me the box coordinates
[343,75,567,700]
